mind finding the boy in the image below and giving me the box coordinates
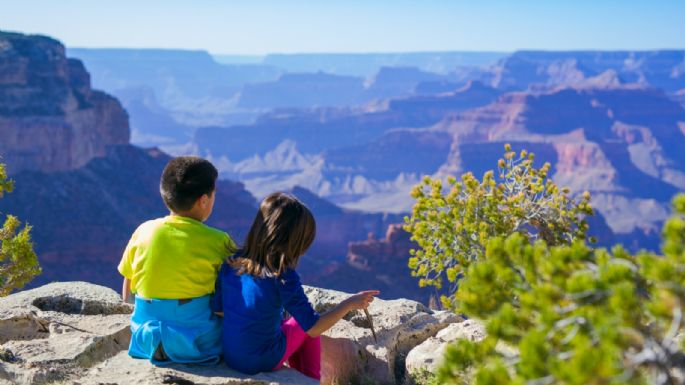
[118,156,235,365]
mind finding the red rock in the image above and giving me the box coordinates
[0,32,129,175]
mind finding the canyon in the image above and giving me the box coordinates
[1,31,684,305]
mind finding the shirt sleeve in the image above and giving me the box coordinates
[277,269,320,332]
[212,231,236,264]
[210,264,224,313]
[117,226,139,279]
[225,233,237,255]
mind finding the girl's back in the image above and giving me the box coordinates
[215,262,319,374]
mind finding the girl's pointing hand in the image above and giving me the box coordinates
[345,290,380,310]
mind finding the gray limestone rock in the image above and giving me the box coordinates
[404,319,486,382]
[304,286,462,385]
[0,282,132,384]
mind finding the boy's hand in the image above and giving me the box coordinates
[345,290,380,311]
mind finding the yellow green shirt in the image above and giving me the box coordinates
[117,215,236,299]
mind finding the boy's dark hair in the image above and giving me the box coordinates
[160,156,218,212]
[230,192,316,277]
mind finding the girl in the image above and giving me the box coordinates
[212,192,378,380]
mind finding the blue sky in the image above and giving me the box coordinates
[1,0,683,54]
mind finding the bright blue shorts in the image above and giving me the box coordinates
[129,295,221,365]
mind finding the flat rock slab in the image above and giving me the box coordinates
[0,282,130,314]
[0,282,133,384]
[74,351,319,385]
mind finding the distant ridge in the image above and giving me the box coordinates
[489,50,685,92]
[260,51,508,76]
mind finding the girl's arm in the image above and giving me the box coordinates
[306,290,380,337]
[121,278,134,304]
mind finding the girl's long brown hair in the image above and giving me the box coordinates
[230,192,316,277]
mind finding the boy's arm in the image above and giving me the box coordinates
[118,225,141,304]
[122,278,134,304]
[211,263,224,317]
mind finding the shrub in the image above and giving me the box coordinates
[404,145,593,309]
[436,194,685,384]
[0,163,40,296]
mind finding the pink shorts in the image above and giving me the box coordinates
[273,317,321,380]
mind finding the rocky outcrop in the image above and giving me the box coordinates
[305,286,461,385]
[346,224,412,270]
[286,187,404,283]
[0,32,129,175]
[403,319,521,385]
[404,320,486,379]
[0,282,132,384]
[0,282,467,385]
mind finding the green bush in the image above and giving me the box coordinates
[405,145,593,309]
[0,163,40,296]
[436,194,685,384]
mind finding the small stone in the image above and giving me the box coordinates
[0,348,15,362]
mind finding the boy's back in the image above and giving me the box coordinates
[119,215,233,300]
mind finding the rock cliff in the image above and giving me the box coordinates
[0,282,474,385]
[0,32,129,174]
[0,145,257,290]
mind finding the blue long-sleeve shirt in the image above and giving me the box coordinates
[212,262,320,374]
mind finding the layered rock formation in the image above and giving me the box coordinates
[195,80,502,162]
[487,50,685,92]
[278,85,682,248]
[286,187,404,282]
[196,81,504,213]
[434,87,685,243]
[308,224,439,304]
[0,32,129,174]
[0,282,476,385]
